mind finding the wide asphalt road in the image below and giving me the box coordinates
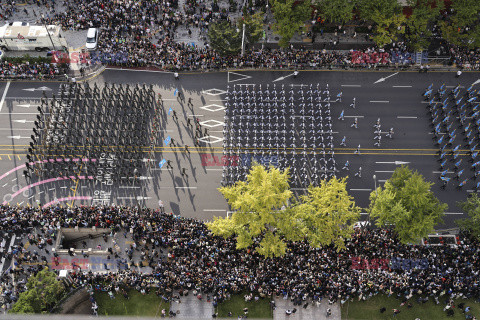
[0,69,478,229]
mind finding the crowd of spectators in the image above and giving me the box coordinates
[0,204,479,317]
[0,60,66,80]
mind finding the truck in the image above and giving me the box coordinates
[0,24,68,52]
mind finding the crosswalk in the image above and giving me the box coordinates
[0,234,16,275]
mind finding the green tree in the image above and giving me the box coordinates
[10,268,65,314]
[295,176,360,251]
[369,166,447,244]
[372,12,406,48]
[357,0,404,48]
[207,164,304,258]
[440,0,480,48]
[316,0,355,25]
[457,194,480,240]
[208,21,242,56]
[272,0,311,47]
[405,0,443,51]
[239,12,265,44]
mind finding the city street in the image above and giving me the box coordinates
[0,69,478,228]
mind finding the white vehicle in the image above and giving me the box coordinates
[0,25,67,51]
[85,28,98,50]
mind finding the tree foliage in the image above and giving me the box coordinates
[207,164,303,258]
[457,194,480,241]
[316,0,355,25]
[240,12,265,44]
[208,21,242,56]
[207,165,360,257]
[10,268,65,314]
[357,0,404,48]
[295,176,360,251]
[369,166,447,244]
[440,0,480,48]
[272,0,311,47]
[405,0,443,51]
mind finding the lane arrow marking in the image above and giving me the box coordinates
[273,72,296,82]
[13,119,34,124]
[374,72,399,84]
[375,161,410,165]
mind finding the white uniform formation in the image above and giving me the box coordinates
[222,84,336,187]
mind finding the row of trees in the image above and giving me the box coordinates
[207,164,479,258]
[208,0,480,53]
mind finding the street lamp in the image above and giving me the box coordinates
[41,14,56,51]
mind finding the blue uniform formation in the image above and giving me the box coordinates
[426,83,480,190]
[222,84,336,187]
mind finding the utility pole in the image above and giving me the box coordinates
[41,14,56,51]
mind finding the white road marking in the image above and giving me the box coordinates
[445,212,464,215]
[187,114,204,117]
[0,81,11,112]
[341,85,361,87]
[118,186,141,189]
[350,189,372,191]
[2,183,7,187]
[429,132,446,135]
[38,191,44,194]
[175,186,198,189]
[393,85,412,88]
[397,116,418,119]
[378,180,387,182]
[210,99,226,102]
[11,178,17,182]
[28,195,35,199]
[203,209,227,212]
[163,98,176,101]
[344,116,365,118]
[106,67,173,73]
[206,168,223,171]
[370,101,389,103]
[49,188,55,191]
[433,171,454,174]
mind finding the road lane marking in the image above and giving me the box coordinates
[341,85,361,87]
[203,209,227,212]
[370,101,389,103]
[393,85,412,88]
[0,81,11,112]
[397,116,418,119]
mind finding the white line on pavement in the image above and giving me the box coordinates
[429,132,446,135]
[106,67,173,73]
[187,115,204,117]
[370,101,389,103]
[445,212,464,215]
[175,186,197,189]
[344,116,365,118]
[378,180,387,182]
[203,209,227,212]
[163,98,176,101]
[433,171,454,174]
[393,85,412,88]
[397,116,418,119]
[206,168,223,171]
[210,99,226,102]
[0,81,11,112]
[341,85,361,87]
[118,186,141,189]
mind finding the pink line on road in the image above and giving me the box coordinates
[42,196,93,208]
[0,158,97,182]
[2,175,94,205]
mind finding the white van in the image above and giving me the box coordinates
[85,28,98,50]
